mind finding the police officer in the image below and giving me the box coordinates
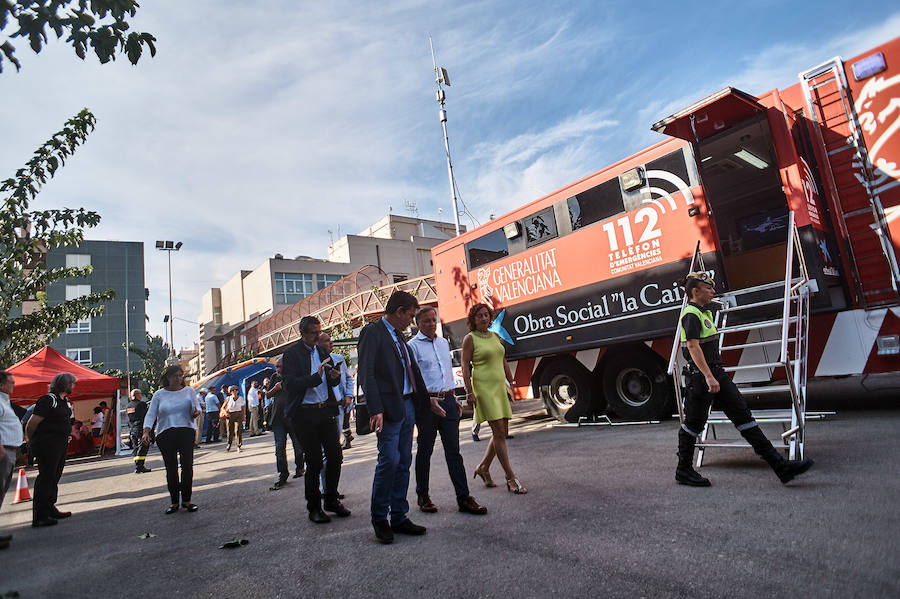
[676,271,814,486]
[126,389,152,474]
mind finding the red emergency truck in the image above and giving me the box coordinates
[431,35,900,421]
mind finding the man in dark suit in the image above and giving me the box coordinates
[282,316,350,523]
[358,291,429,544]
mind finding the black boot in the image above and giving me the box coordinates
[741,425,814,484]
[675,429,711,487]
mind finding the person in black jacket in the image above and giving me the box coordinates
[357,291,430,544]
[126,389,152,473]
[24,373,77,527]
[282,316,349,523]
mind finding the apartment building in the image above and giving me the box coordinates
[197,214,462,375]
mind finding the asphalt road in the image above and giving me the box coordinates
[1,405,898,598]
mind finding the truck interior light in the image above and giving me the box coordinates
[733,148,768,169]
[620,167,644,192]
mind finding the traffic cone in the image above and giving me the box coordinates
[13,468,31,503]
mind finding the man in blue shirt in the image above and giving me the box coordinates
[282,316,349,524]
[408,307,486,516]
[203,387,220,443]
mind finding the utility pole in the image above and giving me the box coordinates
[430,37,462,236]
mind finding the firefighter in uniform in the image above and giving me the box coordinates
[676,271,814,486]
[126,389,152,474]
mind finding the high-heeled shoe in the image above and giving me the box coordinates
[473,467,497,488]
[506,478,527,494]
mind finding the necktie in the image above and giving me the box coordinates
[394,329,417,394]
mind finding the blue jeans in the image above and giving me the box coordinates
[370,397,415,525]
[272,419,303,482]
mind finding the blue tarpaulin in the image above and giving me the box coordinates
[194,358,277,398]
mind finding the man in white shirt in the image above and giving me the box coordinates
[1,371,25,549]
[408,307,487,516]
[247,381,261,436]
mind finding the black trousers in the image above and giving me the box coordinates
[415,394,469,500]
[130,428,150,466]
[155,427,194,505]
[31,436,68,520]
[682,365,755,437]
[293,408,341,511]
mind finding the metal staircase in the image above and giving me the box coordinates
[799,58,900,306]
[668,212,829,466]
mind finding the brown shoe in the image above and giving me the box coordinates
[417,494,438,513]
[458,495,487,515]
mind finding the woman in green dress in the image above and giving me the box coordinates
[462,303,526,494]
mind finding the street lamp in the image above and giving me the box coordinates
[156,240,182,359]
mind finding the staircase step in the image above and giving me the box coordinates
[719,317,797,334]
[734,383,792,395]
[721,339,792,351]
[724,362,784,373]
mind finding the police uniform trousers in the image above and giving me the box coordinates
[682,365,755,437]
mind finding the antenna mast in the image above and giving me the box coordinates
[430,36,461,236]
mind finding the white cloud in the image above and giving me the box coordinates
[3,1,898,352]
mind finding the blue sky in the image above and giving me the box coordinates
[2,0,898,349]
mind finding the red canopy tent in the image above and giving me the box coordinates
[7,346,121,405]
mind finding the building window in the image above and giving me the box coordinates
[240,334,247,346]
[66,317,91,334]
[220,340,226,357]
[274,273,314,303]
[213,307,222,325]
[65,254,91,268]
[66,348,92,366]
[316,274,342,290]
[392,274,408,283]
[65,284,91,300]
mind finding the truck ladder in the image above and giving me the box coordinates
[799,58,900,306]
[668,212,824,466]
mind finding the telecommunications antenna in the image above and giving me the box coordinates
[429,36,461,236]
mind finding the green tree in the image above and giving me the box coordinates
[1,0,156,73]
[0,109,115,366]
[125,333,167,394]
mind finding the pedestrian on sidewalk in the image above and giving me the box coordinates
[24,373,77,527]
[0,371,24,548]
[675,271,814,486]
[126,389,152,473]
[408,306,487,516]
[283,316,350,524]
[267,359,305,489]
[357,291,430,544]
[224,386,245,452]
[203,386,221,443]
[247,380,262,436]
[463,303,526,495]
[142,366,202,514]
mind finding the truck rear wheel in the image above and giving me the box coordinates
[602,350,671,420]
[539,359,594,423]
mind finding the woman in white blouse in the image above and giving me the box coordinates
[224,385,245,452]
[142,366,202,514]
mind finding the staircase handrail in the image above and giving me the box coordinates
[779,211,797,364]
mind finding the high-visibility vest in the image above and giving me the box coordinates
[679,304,718,344]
